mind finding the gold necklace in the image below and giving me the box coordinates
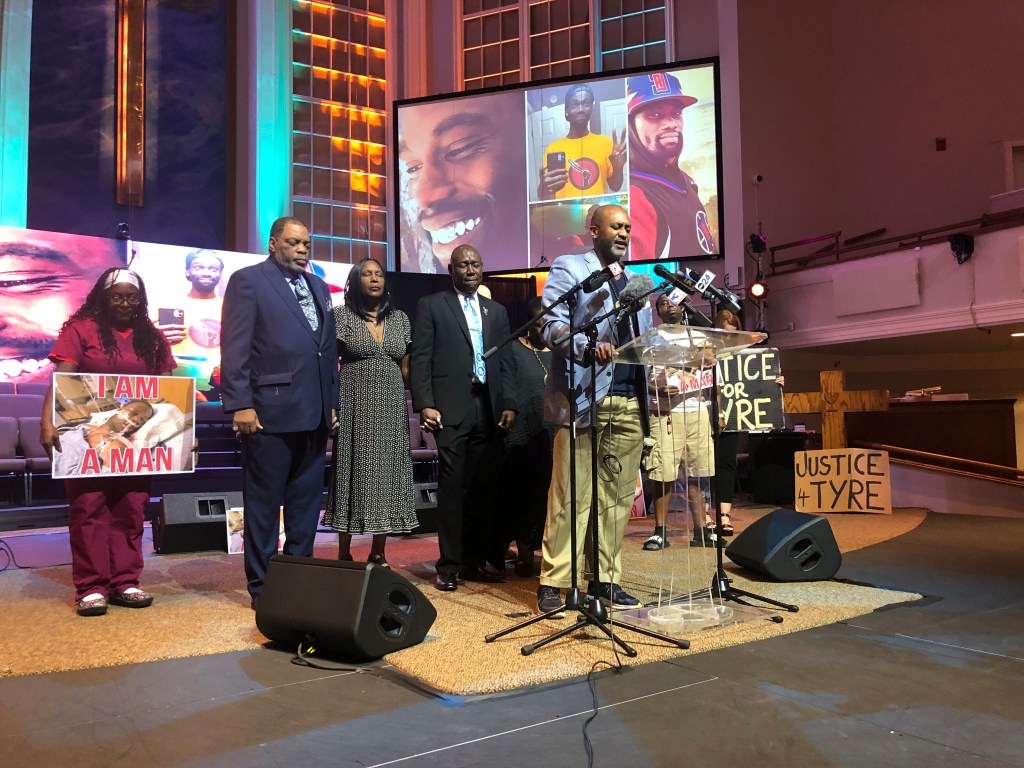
[364,307,384,343]
[520,337,547,376]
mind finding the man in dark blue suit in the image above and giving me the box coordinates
[410,245,517,591]
[220,217,339,608]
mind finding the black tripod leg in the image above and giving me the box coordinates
[609,618,690,649]
[580,610,639,657]
[522,610,639,657]
[726,586,798,614]
[485,608,569,643]
[711,572,799,614]
[521,615,588,656]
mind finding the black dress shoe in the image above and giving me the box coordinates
[460,566,506,583]
[514,559,536,578]
[250,596,259,611]
[434,573,457,592]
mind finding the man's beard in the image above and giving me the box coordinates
[653,143,682,167]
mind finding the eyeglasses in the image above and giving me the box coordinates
[109,295,141,305]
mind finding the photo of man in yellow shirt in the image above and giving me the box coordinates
[537,84,626,200]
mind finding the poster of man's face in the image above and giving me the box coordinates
[132,243,352,402]
[395,63,720,271]
[397,91,529,273]
[0,227,124,383]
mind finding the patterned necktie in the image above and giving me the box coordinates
[463,295,486,384]
[292,277,319,332]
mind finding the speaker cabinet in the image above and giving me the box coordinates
[725,509,841,582]
[153,492,242,554]
[256,555,437,661]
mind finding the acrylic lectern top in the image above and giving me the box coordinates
[613,325,767,366]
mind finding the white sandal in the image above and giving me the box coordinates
[642,534,670,551]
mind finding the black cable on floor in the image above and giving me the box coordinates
[0,537,71,571]
[582,658,624,767]
[290,636,361,672]
[0,538,25,571]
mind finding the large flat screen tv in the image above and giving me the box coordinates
[394,58,722,275]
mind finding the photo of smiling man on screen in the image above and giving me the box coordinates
[397,91,528,274]
[0,227,123,384]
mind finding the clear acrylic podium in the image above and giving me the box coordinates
[613,324,767,367]
[612,324,786,637]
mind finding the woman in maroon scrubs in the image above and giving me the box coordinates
[40,268,176,616]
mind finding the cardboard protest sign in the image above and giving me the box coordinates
[794,447,892,514]
[51,373,196,479]
[718,348,784,432]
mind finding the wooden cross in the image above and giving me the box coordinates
[116,0,146,206]
[784,370,889,450]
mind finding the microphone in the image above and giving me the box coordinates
[619,273,655,305]
[653,264,741,313]
[580,268,612,293]
[653,264,694,295]
[580,260,624,294]
[680,298,712,328]
[614,274,655,323]
[679,267,742,313]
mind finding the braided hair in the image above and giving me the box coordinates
[60,267,170,372]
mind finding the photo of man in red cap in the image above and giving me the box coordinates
[626,70,718,261]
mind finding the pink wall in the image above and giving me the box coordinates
[738,0,1024,249]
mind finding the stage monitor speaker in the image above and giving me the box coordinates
[153,492,242,554]
[725,509,841,582]
[256,555,437,661]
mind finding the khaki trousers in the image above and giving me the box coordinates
[540,396,644,589]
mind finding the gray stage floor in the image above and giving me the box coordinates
[2,511,1022,767]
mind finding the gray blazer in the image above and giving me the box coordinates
[540,250,652,427]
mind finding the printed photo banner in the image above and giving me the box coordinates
[718,348,785,432]
[132,242,353,404]
[652,366,714,397]
[0,226,128,385]
[794,447,892,515]
[51,373,196,479]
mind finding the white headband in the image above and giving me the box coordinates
[103,269,140,290]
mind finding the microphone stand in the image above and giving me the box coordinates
[487,288,688,654]
[482,277,598,363]
[486,288,615,651]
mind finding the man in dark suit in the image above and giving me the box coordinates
[410,245,517,591]
[220,217,339,609]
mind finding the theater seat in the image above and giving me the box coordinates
[408,416,438,482]
[0,394,44,418]
[0,417,27,503]
[17,416,51,502]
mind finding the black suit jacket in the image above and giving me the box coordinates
[409,290,517,426]
[220,258,339,432]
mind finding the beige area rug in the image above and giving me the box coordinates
[384,507,927,694]
[0,507,926,691]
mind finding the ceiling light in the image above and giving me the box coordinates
[748,273,768,299]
